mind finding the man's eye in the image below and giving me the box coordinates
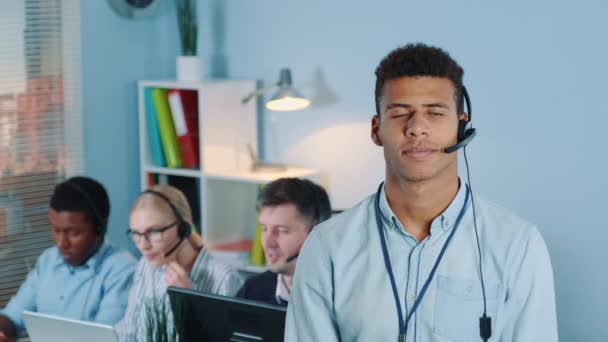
[388,111,409,118]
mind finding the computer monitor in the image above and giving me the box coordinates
[168,286,287,342]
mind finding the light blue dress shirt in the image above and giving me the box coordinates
[0,241,136,335]
[286,183,558,342]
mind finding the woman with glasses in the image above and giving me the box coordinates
[115,185,244,341]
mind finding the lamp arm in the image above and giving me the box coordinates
[241,82,279,104]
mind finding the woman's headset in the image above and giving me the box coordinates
[141,190,192,240]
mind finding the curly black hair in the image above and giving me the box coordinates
[374,43,464,116]
[257,178,332,231]
[50,176,110,236]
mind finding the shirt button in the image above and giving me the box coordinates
[467,282,474,292]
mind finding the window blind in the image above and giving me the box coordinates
[0,0,82,306]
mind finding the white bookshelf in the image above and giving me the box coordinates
[137,79,321,273]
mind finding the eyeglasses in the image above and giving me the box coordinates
[126,221,177,244]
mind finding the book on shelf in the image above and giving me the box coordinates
[150,88,183,168]
[167,89,200,169]
[250,220,266,266]
[144,88,167,167]
[208,239,254,267]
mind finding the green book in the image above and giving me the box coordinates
[151,88,183,168]
[250,219,266,266]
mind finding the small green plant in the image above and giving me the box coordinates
[177,0,197,56]
[143,296,179,342]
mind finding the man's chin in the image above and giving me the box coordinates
[267,263,286,274]
[63,257,81,266]
[62,253,86,266]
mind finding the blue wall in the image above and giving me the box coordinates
[83,0,608,340]
[81,1,179,254]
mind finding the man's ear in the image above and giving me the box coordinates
[459,112,469,122]
[371,115,383,146]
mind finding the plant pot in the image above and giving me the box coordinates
[176,55,201,82]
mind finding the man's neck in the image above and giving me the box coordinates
[282,274,293,294]
[385,173,460,241]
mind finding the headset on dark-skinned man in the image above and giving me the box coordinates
[374,86,491,342]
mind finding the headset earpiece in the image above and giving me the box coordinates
[177,220,192,239]
[458,85,473,143]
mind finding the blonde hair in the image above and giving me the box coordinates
[131,185,193,223]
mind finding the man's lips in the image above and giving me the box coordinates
[404,146,437,159]
[266,250,281,263]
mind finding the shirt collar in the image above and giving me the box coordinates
[275,273,290,304]
[439,180,470,232]
[53,241,108,272]
[377,179,470,236]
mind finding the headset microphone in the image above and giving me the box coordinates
[164,237,185,257]
[443,128,476,154]
[285,253,299,263]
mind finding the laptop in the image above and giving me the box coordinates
[168,287,287,342]
[23,311,118,342]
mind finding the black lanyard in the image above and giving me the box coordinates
[374,182,470,342]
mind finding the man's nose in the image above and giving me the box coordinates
[56,233,69,248]
[405,113,430,138]
[262,232,279,248]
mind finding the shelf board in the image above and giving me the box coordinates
[143,165,320,184]
[138,79,251,90]
[204,165,321,184]
[143,166,201,178]
[139,80,204,90]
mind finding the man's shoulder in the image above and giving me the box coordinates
[475,195,542,244]
[97,243,137,271]
[239,271,277,302]
[313,193,376,239]
[244,271,277,288]
[477,196,536,228]
[36,246,62,267]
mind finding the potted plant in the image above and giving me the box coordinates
[176,0,200,82]
[142,296,179,342]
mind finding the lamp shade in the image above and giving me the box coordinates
[265,69,310,111]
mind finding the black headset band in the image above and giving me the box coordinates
[64,180,106,234]
[141,190,191,238]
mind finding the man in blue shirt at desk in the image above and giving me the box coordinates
[286,43,558,341]
[0,176,136,341]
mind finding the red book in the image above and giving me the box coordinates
[167,90,200,168]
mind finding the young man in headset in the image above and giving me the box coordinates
[285,44,557,341]
[237,178,332,307]
[0,176,136,342]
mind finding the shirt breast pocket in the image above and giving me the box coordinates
[433,275,501,342]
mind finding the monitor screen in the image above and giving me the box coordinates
[168,286,287,342]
